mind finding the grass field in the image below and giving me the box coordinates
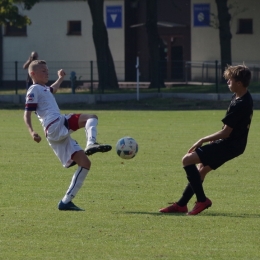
[1,107,260,259]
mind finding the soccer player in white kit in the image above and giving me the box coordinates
[24,60,112,211]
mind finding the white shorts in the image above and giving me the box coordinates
[45,115,82,168]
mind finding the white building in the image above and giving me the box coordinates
[2,0,260,84]
[2,0,124,82]
[191,0,260,81]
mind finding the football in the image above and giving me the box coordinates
[116,137,138,159]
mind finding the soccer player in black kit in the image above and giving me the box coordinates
[160,64,253,215]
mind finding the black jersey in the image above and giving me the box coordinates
[221,91,253,153]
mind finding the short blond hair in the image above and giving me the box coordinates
[223,64,251,87]
[28,60,47,74]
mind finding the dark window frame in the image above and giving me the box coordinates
[4,23,27,36]
[67,21,82,36]
[237,19,253,34]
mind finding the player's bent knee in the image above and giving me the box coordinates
[90,114,98,120]
[79,114,98,127]
[182,152,201,166]
[182,153,193,166]
[85,114,98,120]
[72,150,91,169]
[182,154,188,166]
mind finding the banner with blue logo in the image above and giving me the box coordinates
[106,6,122,28]
[193,4,210,27]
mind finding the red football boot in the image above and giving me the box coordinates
[159,202,188,213]
[187,198,212,216]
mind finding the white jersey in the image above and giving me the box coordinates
[25,84,61,129]
[25,84,82,167]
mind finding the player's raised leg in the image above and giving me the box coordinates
[78,114,112,156]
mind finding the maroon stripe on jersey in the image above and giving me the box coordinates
[25,103,37,111]
[50,87,53,93]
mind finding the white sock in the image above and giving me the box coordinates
[85,118,98,147]
[62,167,89,204]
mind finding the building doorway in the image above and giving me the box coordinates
[160,35,184,81]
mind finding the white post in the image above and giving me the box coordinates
[136,56,140,101]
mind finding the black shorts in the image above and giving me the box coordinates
[195,140,243,170]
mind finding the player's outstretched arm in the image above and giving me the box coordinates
[50,69,66,93]
[24,111,42,143]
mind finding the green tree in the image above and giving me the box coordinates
[0,0,39,26]
[87,0,119,90]
[0,0,39,85]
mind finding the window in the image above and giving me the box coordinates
[237,19,253,34]
[67,21,81,35]
[4,23,27,36]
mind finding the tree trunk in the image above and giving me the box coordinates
[88,0,119,90]
[146,0,165,88]
[0,26,2,87]
[215,0,232,78]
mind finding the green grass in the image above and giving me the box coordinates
[1,108,260,259]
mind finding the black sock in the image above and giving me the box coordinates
[177,180,204,206]
[183,165,206,202]
[177,183,194,206]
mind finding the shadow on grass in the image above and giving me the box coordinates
[124,211,186,217]
[123,211,260,218]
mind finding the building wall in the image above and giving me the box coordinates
[230,0,260,63]
[4,0,259,84]
[131,0,191,82]
[3,0,124,81]
[191,0,260,63]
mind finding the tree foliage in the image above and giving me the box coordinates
[0,0,38,85]
[0,0,39,26]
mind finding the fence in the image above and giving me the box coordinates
[1,60,260,93]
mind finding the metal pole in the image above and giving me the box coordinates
[202,62,204,85]
[185,61,188,84]
[158,60,160,93]
[15,61,18,94]
[215,60,219,93]
[90,61,93,94]
[136,56,139,101]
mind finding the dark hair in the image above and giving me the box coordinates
[223,64,251,87]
